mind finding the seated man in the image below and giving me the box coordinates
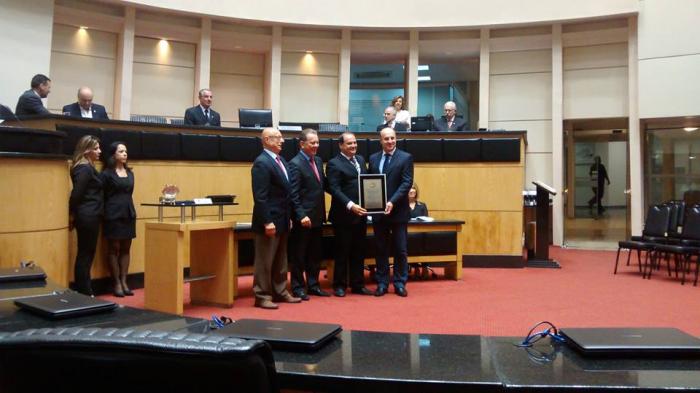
[62,87,109,120]
[433,101,467,131]
[15,74,51,116]
[184,88,221,127]
[376,106,408,132]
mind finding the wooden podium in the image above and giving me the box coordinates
[527,181,560,268]
[144,220,236,315]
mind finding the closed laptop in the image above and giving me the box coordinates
[0,266,46,283]
[560,327,700,357]
[14,292,117,319]
[217,319,342,351]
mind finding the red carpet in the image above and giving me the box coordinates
[103,247,700,337]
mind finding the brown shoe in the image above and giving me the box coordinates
[255,299,279,309]
[276,293,302,303]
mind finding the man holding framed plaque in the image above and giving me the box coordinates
[368,128,414,297]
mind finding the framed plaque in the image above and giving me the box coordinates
[358,174,387,214]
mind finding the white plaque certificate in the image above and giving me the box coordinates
[359,174,387,214]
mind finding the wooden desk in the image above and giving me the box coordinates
[144,220,235,315]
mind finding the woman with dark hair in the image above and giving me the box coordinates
[101,141,136,297]
[391,95,412,131]
[69,135,103,296]
[408,183,434,280]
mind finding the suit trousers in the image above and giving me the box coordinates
[253,232,291,301]
[373,220,409,288]
[288,226,323,291]
[332,223,367,290]
[74,214,101,295]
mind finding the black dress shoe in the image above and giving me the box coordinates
[293,290,310,301]
[351,287,374,296]
[334,288,346,297]
[374,286,388,297]
[308,287,330,297]
[395,287,408,297]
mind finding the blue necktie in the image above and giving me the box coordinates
[382,153,391,174]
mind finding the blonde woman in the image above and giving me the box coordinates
[69,135,103,296]
[391,95,411,131]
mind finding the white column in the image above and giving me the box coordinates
[194,17,212,103]
[337,29,351,125]
[551,24,564,246]
[406,30,419,116]
[628,16,643,236]
[114,6,135,121]
[478,28,490,129]
[264,25,282,127]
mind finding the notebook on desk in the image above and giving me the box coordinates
[560,327,700,357]
[218,319,342,351]
[0,265,46,283]
[14,292,117,319]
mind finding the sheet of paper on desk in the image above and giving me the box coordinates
[193,198,213,205]
[415,216,434,222]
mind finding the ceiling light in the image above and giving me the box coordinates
[305,50,313,54]
[79,26,88,30]
[417,65,429,71]
[417,76,431,82]
[684,127,698,132]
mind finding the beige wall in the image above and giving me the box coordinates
[210,50,264,127]
[49,24,117,115]
[280,52,339,123]
[0,0,54,111]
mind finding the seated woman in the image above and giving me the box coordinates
[408,183,434,280]
[391,95,411,131]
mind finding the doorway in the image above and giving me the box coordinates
[564,120,629,249]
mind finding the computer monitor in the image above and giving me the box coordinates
[238,108,273,128]
[411,116,433,131]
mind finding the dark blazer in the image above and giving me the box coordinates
[376,122,408,132]
[251,151,292,234]
[69,164,103,218]
[288,152,327,227]
[410,201,429,218]
[62,102,109,120]
[433,116,467,131]
[368,149,414,223]
[15,90,50,116]
[327,153,367,225]
[184,106,221,127]
[100,169,136,221]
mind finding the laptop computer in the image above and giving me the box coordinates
[0,265,46,283]
[14,292,117,319]
[218,319,342,351]
[560,327,700,357]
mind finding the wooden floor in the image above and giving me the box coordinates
[564,206,626,249]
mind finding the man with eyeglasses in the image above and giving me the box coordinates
[433,101,467,131]
[376,106,408,132]
[184,88,221,127]
[62,87,109,120]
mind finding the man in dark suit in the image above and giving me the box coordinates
[369,128,414,297]
[62,87,109,120]
[327,132,374,297]
[251,127,301,309]
[288,129,331,300]
[184,88,221,127]
[433,101,467,131]
[15,74,51,116]
[376,106,408,132]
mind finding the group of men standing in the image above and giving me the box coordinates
[251,127,414,309]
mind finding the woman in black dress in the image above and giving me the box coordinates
[101,142,136,297]
[409,183,433,279]
[69,135,103,296]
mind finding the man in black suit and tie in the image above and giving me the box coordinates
[184,88,221,127]
[62,87,109,120]
[251,128,302,309]
[288,129,331,300]
[376,106,408,132]
[326,132,374,297]
[15,74,51,116]
[369,128,414,297]
[433,101,467,131]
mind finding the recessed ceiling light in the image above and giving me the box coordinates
[305,50,313,54]
[417,76,431,82]
[417,65,429,71]
[684,127,698,132]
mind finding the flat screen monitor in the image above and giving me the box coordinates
[238,108,273,128]
[411,116,433,131]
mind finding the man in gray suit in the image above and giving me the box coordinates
[15,74,51,116]
[433,101,467,131]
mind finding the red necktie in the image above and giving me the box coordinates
[309,156,320,182]
[275,155,288,180]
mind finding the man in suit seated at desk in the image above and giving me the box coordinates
[433,101,467,131]
[62,87,109,120]
[15,74,51,116]
[376,106,408,132]
[184,88,221,127]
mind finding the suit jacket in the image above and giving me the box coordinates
[62,102,109,120]
[288,152,327,227]
[184,105,221,127]
[376,122,408,132]
[251,151,292,234]
[410,201,429,218]
[368,149,414,223]
[69,164,103,218]
[15,90,50,116]
[327,153,367,226]
[433,116,467,131]
[100,169,136,221]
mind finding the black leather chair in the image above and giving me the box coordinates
[355,138,370,160]
[56,124,102,156]
[220,135,261,162]
[141,131,181,160]
[443,139,481,162]
[0,327,278,393]
[181,133,220,161]
[614,204,672,276]
[481,138,520,162]
[279,137,298,161]
[649,205,700,285]
[100,129,143,159]
[318,137,333,162]
[405,139,443,162]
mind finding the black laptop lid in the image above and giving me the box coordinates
[219,319,342,351]
[14,292,117,319]
[0,266,46,283]
[560,327,700,357]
